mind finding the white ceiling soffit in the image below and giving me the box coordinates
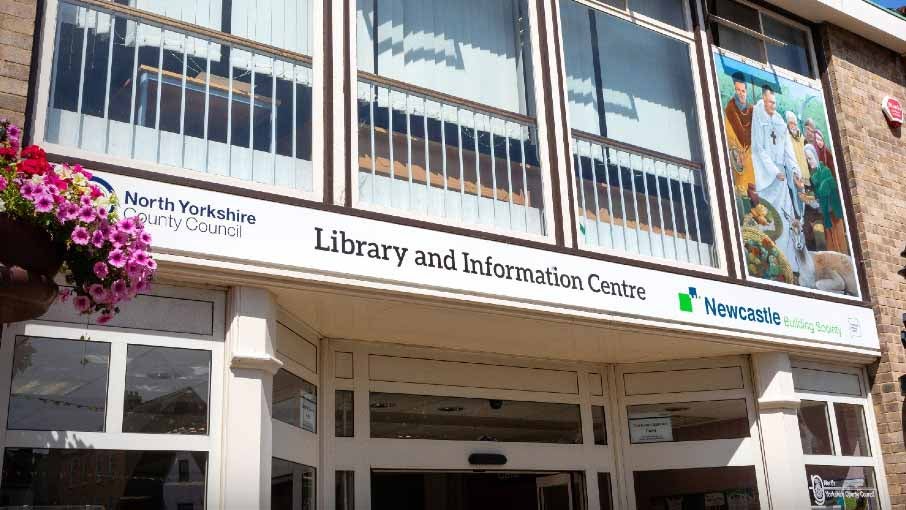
[767,0,906,54]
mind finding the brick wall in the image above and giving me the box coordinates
[819,24,906,508]
[0,0,36,126]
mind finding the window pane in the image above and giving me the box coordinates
[560,0,702,161]
[356,0,534,114]
[0,448,206,508]
[46,3,315,193]
[370,393,582,444]
[709,0,766,63]
[272,458,315,510]
[598,473,613,510]
[797,400,834,455]
[629,0,686,29]
[335,390,355,438]
[8,336,110,432]
[806,465,879,509]
[627,399,749,444]
[592,405,607,445]
[762,15,811,76]
[273,369,318,433]
[336,471,355,510]
[123,345,211,434]
[834,403,871,457]
[634,466,760,510]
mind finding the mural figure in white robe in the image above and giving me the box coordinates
[751,86,805,274]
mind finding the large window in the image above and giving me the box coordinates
[794,363,882,509]
[560,0,715,267]
[354,0,546,236]
[43,0,315,193]
[0,286,225,510]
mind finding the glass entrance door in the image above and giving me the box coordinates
[371,471,579,510]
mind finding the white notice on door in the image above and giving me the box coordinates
[629,416,673,443]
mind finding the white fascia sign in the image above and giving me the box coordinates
[92,171,880,351]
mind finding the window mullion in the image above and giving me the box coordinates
[106,342,128,434]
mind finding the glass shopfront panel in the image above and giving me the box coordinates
[798,400,834,456]
[634,466,760,510]
[806,465,879,510]
[123,345,211,434]
[271,458,315,510]
[0,448,207,509]
[371,471,585,510]
[369,392,582,444]
[8,336,110,432]
[627,399,749,444]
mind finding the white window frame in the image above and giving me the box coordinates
[555,0,731,276]
[0,284,226,508]
[705,0,863,302]
[29,0,325,203]
[613,356,770,509]
[346,0,559,245]
[321,339,619,510]
[792,359,892,509]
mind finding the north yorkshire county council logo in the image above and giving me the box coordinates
[811,474,826,505]
[90,175,116,213]
[678,286,698,313]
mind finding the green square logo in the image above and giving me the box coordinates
[678,293,693,312]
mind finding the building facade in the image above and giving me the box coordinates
[1,0,906,508]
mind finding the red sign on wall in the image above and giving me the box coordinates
[882,96,904,127]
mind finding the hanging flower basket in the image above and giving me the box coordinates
[0,120,156,324]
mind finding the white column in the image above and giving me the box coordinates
[221,286,284,509]
[751,352,811,509]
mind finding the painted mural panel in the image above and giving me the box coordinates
[713,52,858,297]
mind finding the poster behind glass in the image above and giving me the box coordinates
[713,52,859,297]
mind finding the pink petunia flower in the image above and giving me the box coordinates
[110,230,129,247]
[73,295,91,313]
[136,279,152,292]
[117,218,136,234]
[96,312,113,325]
[108,249,127,268]
[93,261,109,279]
[0,176,6,191]
[90,230,106,248]
[77,205,96,223]
[96,207,108,219]
[71,226,90,245]
[88,284,107,303]
[138,231,152,244]
[33,193,54,213]
[80,195,93,206]
[19,182,36,199]
[111,279,127,296]
[146,258,157,271]
[60,203,79,221]
[59,288,72,303]
[131,250,150,266]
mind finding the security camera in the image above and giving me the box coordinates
[488,399,503,410]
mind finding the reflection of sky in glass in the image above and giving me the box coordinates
[9,337,110,431]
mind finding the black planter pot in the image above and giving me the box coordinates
[0,214,63,323]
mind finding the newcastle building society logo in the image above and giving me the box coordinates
[678,287,698,313]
